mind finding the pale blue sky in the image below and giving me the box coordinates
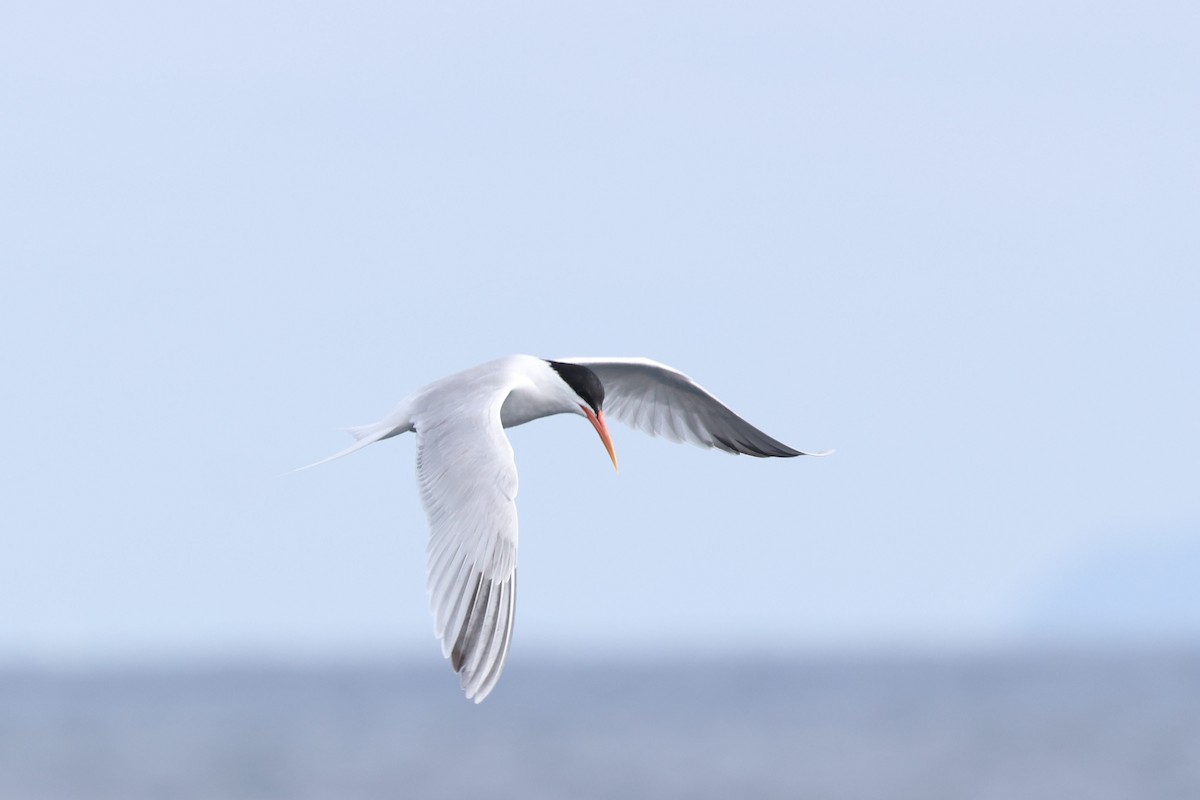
[2,1,1197,664]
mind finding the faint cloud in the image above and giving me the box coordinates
[1021,529,1200,646]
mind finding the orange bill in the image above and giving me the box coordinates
[581,406,619,471]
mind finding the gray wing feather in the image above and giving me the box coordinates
[561,357,828,458]
[415,401,518,703]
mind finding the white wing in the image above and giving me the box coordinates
[415,397,518,703]
[560,357,830,457]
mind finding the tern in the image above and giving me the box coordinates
[307,355,828,702]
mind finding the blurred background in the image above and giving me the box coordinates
[1,1,1197,798]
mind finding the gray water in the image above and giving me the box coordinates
[3,651,1198,800]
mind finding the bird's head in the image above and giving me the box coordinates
[546,360,619,471]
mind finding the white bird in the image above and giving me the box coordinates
[306,355,828,702]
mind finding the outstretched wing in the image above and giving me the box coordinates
[415,400,518,703]
[559,357,829,458]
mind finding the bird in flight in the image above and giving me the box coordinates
[306,355,828,702]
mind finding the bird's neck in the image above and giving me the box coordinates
[499,384,576,429]
[497,361,579,429]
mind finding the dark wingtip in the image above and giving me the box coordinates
[754,447,803,458]
[450,574,485,673]
[712,431,811,458]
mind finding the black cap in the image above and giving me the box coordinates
[545,360,605,415]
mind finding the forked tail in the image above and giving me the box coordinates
[294,409,413,472]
